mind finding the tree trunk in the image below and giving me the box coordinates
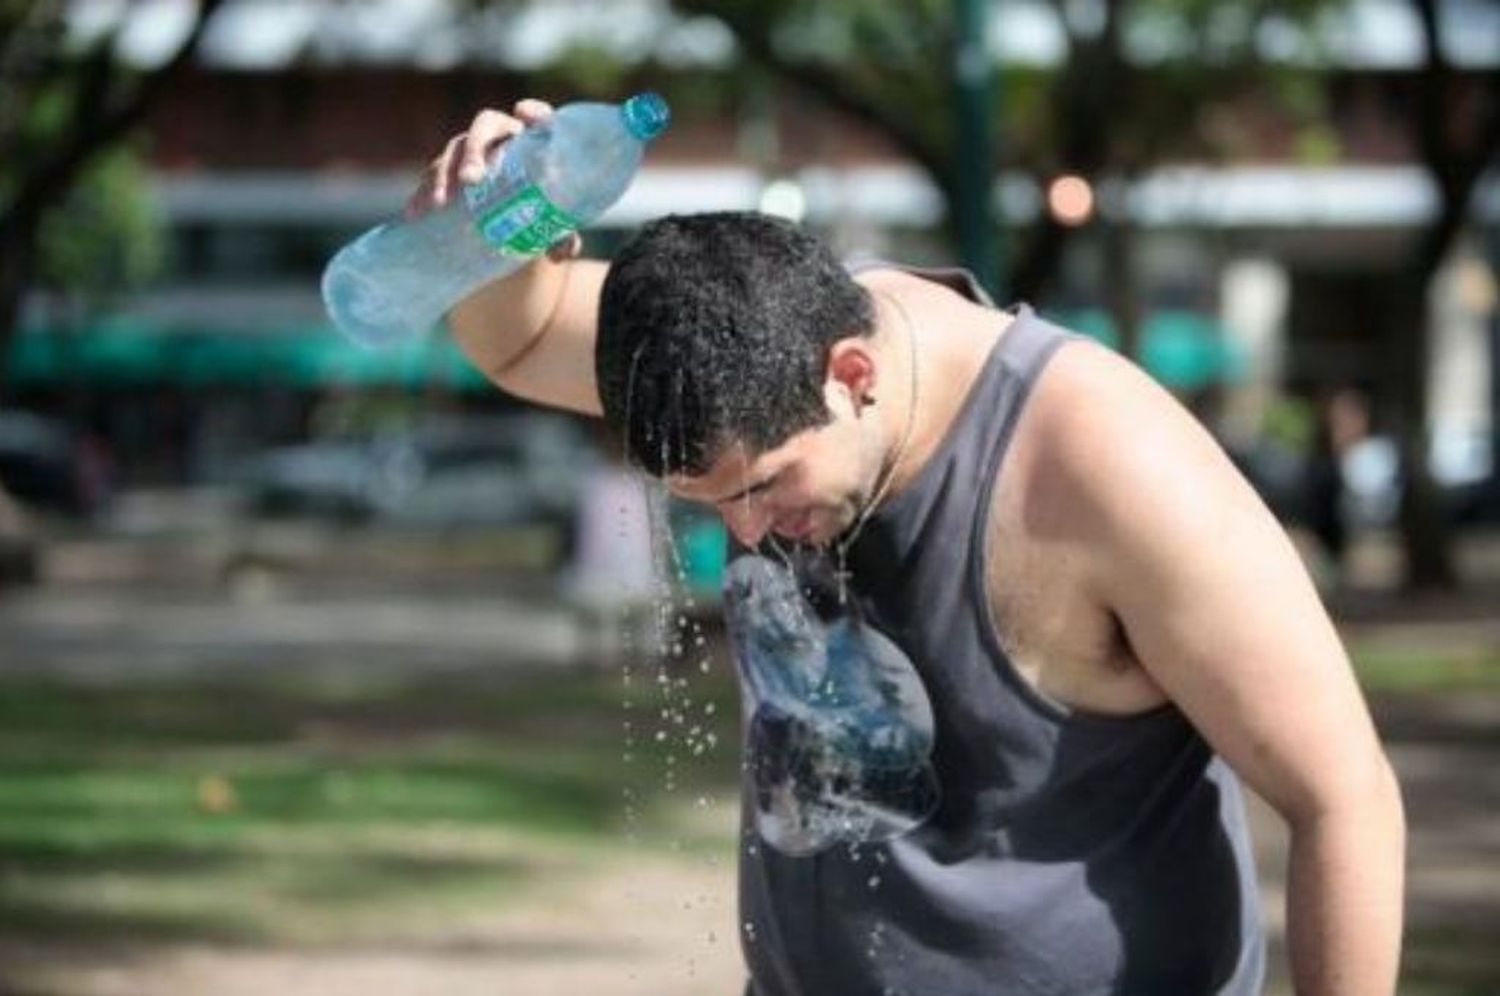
[1005,0,1129,304]
[1388,270,1456,589]
[0,212,39,393]
[1395,0,1500,590]
[1010,217,1071,304]
[1101,184,1143,362]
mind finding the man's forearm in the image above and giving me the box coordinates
[1285,764,1405,995]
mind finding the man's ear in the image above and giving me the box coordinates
[825,337,877,411]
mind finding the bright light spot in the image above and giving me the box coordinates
[1047,174,1095,226]
[759,179,807,222]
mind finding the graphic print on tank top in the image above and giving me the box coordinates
[723,550,939,857]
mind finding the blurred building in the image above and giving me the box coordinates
[12,0,1499,485]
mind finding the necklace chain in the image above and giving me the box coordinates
[835,289,920,561]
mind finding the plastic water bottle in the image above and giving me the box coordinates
[322,92,670,348]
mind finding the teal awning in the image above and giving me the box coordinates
[7,319,491,391]
[1057,309,1245,391]
[9,309,1243,394]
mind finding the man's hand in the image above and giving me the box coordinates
[427,100,609,416]
[402,98,582,263]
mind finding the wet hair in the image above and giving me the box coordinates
[596,211,874,478]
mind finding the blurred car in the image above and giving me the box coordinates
[242,413,593,533]
[221,414,597,585]
[0,410,108,519]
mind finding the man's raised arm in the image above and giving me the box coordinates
[407,99,608,416]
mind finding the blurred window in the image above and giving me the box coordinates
[167,224,353,281]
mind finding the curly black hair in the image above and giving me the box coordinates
[596,212,874,477]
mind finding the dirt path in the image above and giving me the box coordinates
[1,851,744,996]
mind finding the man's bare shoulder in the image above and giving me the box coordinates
[1009,336,1260,555]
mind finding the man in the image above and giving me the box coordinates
[409,99,1405,995]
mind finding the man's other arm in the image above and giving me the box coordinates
[408,100,607,416]
[1041,342,1405,995]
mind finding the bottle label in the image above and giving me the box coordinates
[474,183,579,256]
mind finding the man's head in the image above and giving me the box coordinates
[596,212,888,547]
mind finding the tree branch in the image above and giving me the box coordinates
[4,0,225,229]
[671,0,951,183]
[1406,0,1500,273]
[1409,0,1456,187]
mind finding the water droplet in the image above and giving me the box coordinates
[704,703,717,716]
[743,921,757,941]
[867,875,882,889]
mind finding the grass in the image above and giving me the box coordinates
[1349,642,1500,694]
[0,661,741,946]
[1,632,1496,994]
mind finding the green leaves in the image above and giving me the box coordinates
[35,141,164,306]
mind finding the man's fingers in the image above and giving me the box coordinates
[404,133,464,218]
[546,232,583,262]
[431,133,467,207]
[402,180,432,221]
[401,100,552,221]
[513,98,555,125]
[459,109,524,184]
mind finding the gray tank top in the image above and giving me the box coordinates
[723,265,1265,995]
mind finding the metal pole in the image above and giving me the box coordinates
[953,0,1000,299]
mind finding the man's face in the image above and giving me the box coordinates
[668,381,879,549]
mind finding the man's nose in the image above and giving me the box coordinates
[720,500,772,548]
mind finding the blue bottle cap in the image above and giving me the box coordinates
[622,92,671,143]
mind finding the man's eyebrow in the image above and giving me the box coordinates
[715,473,778,505]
